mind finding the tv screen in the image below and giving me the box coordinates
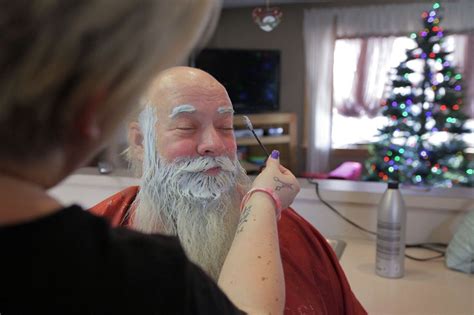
[193,49,280,114]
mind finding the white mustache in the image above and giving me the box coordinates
[176,156,236,173]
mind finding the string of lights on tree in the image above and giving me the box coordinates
[365,2,473,187]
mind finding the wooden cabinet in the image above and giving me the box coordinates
[233,112,297,174]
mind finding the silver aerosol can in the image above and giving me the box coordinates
[375,182,406,278]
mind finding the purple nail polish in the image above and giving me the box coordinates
[271,150,280,159]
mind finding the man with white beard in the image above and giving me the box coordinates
[130,106,252,279]
[90,67,367,315]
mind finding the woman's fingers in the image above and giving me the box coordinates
[278,164,292,175]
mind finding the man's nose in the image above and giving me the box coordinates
[197,126,226,157]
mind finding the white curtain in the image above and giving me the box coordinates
[333,37,397,118]
[303,0,474,173]
[466,35,474,118]
[363,37,397,117]
[451,34,474,118]
[303,10,336,173]
[333,39,362,117]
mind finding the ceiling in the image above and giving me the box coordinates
[222,0,433,8]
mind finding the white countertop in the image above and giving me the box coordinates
[340,239,474,315]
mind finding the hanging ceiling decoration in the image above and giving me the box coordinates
[252,0,282,32]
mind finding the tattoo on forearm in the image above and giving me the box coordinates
[236,204,252,234]
[273,176,294,191]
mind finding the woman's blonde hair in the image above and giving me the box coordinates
[0,0,220,159]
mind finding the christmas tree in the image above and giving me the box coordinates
[365,2,473,187]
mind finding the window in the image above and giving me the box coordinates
[331,35,473,149]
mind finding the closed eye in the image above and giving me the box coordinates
[175,123,196,130]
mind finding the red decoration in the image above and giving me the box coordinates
[252,6,282,32]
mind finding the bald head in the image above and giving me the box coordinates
[149,66,223,93]
[146,67,231,117]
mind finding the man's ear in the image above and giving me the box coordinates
[128,122,144,162]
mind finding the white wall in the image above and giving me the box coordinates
[293,180,472,244]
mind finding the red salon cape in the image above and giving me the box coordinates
[89,186,366,315]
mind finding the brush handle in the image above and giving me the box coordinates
[243,115,270,157]
[251,130,270,156]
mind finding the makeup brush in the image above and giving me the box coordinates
[242,115,270,157]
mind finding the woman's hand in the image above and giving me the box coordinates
[251,150,300,210]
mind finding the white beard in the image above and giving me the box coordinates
[132,154,251,280]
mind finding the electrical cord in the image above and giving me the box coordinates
[309,179,447,261]
[312,180,377,236]
[404,253,445,261]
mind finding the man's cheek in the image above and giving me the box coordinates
[163,140,197,161]
[224,138,237,158]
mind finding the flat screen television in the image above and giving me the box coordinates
[192,48,280,114]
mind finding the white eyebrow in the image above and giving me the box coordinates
[217,106,234,114]
[169,104,196,118]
